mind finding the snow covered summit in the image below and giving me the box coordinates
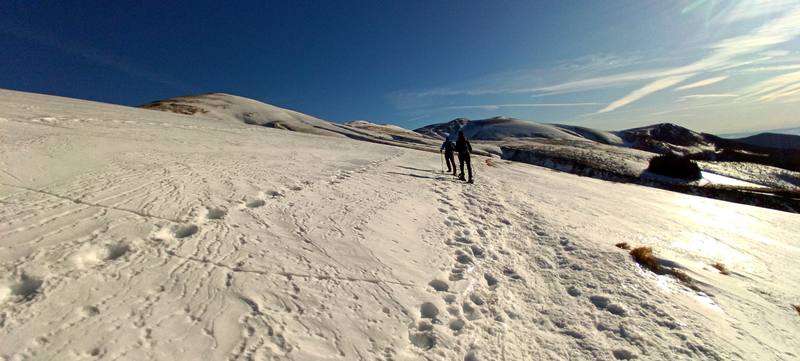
[617,123,716,155]
[415,116,628,146]
[142,93,442,150]
[417,116,585,141]
[142,92,365,138]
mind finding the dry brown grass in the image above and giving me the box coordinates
[630,247,661,273]
[615,242,630,250]
[629,246,698,290]
[712,262,731,275]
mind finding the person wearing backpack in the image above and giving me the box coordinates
[454,131,473,183]
[440,137,456,176]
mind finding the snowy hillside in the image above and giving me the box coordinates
[552,124,624,145]
[697,161,800,190]
[346,120,426,137]
[142,92,369,139]
[500,139,653,181]
[2,89,800,360]
[414,117,619,143]
[617,123,716,155]
[344,120,436,145]
[142,93,453,154]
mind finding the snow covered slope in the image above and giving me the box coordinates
[617,123,717,155]
[553,124,624,145]
[142,93,453,154]
[501,139,653,181]
[344,120,436,145]
[417,117,579,141]
[414,117,622,145]
[698,161,800,190]
[2,88,800,360]
[142,92,367,138]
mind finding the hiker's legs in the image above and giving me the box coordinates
[458,155,466,180]
[466,156,473,181]
[446,153,456,174]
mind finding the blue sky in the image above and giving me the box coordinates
[1,1,799,134]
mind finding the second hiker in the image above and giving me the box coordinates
[440,137,456,176]
[454,131,473,183]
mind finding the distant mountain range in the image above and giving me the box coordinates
[415,118,800,171]
[413,116,624,145]
[736,133,800,150]
[722,127,800,139]
[141,93,800,171]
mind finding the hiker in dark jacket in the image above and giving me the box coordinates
[454,131,473,183]
[440,138,456,175]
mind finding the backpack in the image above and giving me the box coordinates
[455,139,471,154]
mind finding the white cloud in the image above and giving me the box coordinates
[596,5,800,112]
[392,3,800,120]
[677,94,738,102]
[389,53,667,101]
[714,0,800,24]
[675,76,729,91]
[533,69,672,95]
[598,74,695,113]
[739,70,800,102]
[760,50,792,57]
[441,102,603,111]
[741,64,800,72]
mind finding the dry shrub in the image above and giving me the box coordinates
[630,247,661,273]
[712,262,731,275]
[615,242,630,250]
[647,153,702,180]
[630,246,697,289]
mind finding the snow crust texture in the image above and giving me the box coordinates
[1,89,799,360]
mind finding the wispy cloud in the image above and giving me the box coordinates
[598,74,695,113]
[595,4,800,112]
[713,0,800,24]
[679,94,738,101]
[533,69,672,95]
[740,64,800,73]
[404,4,800,112]
[389,53,667,101]
[738,70,800,102]
[387,2,800,132]
[441,102,603,111]
[675,76,729,90]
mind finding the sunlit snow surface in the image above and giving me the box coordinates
[699,171,767,188]
[1,89,799,360]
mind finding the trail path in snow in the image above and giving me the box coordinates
[1,89,799,360]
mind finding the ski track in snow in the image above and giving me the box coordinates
[1,89,799,360]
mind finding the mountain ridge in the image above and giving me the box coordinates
[140,92,799,171]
